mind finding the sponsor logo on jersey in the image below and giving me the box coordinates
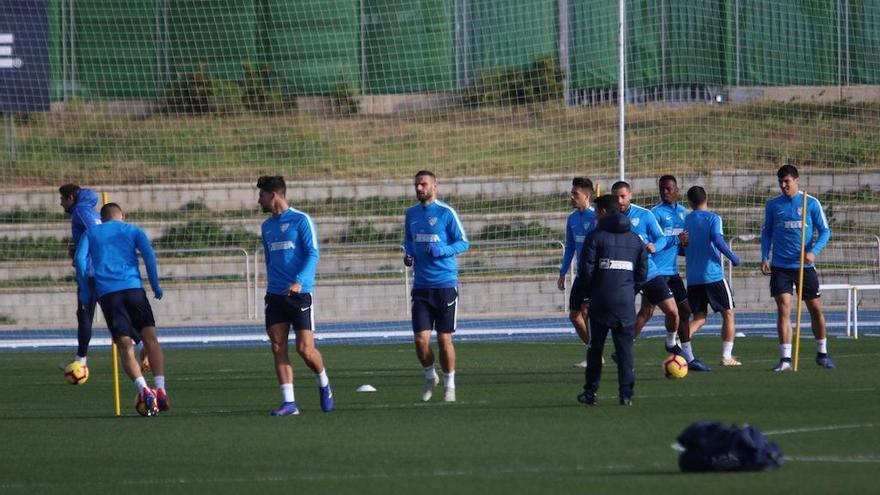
[415,233,441,242]
[269,241,295,251]
[599,258,634,271]
[783,221,802,229]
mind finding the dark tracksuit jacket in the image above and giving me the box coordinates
[573,212,648,399]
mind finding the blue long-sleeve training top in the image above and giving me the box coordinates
[75,220,161,302]
[70,188,101,276]
[262,207,320,295]
[404,199,469,288]
[761,192,831,269]
[624,203,670,281]
[683,210,740,285]
[559,207,596,278]
[651,201,687,276]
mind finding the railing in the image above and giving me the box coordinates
[154,247,252,319]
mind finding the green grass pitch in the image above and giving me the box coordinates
[1,337,878,494]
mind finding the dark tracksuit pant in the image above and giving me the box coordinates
[76,277,97,357]
[584,319,635,400]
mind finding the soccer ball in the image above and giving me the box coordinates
[63,361,89,385]
[134,389,158,417]
[663,354,689,379]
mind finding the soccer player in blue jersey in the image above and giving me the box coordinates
[403,171,469,402]
[59,184,101,374]
[761,165,834,371]
[639,175,706,367]
[74,203,167,416]
[257,176,334,416]
[557,177,597,368]
[610,181,705,366]
[680,186,742,366]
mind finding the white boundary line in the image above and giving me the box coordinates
[764,423,875,436]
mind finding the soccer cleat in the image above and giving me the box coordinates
[816,353,836,369]
[720,357,742,367]
[573,359,588,368]
[421,373,440,402]
[443,387,456,403]
[140,389,159,417]
[666,344,683,355]
[156,389,170,412]
[772,358,793,372]
[687,359,712,372]
[619,397,633,406]
[319,384,335,412]
[270,401,300,416]
[577,391,597,406]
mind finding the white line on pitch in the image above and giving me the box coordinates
[764,423,875,436]
[785,455,880,464]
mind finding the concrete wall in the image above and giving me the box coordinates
[3,273,877,330]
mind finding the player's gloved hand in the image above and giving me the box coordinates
[153,288,163,300]
[425,242,443,258]
[403,253,414,266]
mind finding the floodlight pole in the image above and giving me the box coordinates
[618,0,626,181]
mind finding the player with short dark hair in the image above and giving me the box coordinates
[59,183,101,373]
[761,165,834,371]
[574,194,647,406]
[74,203,167,416]
[638,175,700,365]
[257,175,334,416]
[557,177,597,368]
[680,186,742,366]
[403,170,469,402]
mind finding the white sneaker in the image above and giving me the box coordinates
[421,373,439,401]
[573,359,588,368]
[443,387,456,402]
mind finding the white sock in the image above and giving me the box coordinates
[280,383,295,403]
[75,355,87,365]
[681,342,695,362]
[722,341,734,360]
[154,375,165,392]
[816,339,828,354]
[316,369,329,387]
[781,344,792,359]
[424,366,437,380]
[443,371,456,389]
[666,332,677,348]
[134,376,149,394]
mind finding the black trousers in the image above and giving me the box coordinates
[76,277,97,357]
[583,320,635,400]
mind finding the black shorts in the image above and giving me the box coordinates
[265,293,314,330]
[568,279,589,312]
[688,279,735,314]
[640,276,674,305]
[770,266,821,300]
[665,274,688,304]
[98,288,156,344]
[411,287,458,333]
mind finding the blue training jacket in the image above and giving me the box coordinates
[559,207,597,278]
[262,207,320,295]
[761,192,831,269]
[683,210,738,285]
[404,199,469,288]
[651,201,687,276]
[623,203,670,281]
[75,220,161,303]
[70,188,101,276]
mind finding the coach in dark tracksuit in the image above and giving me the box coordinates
[574,195,647,406]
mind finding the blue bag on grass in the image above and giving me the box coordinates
[676,421,784,472]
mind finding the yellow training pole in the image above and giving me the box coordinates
[792,190,809,372]
[102,191,122,416]
[595,184,601,196]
